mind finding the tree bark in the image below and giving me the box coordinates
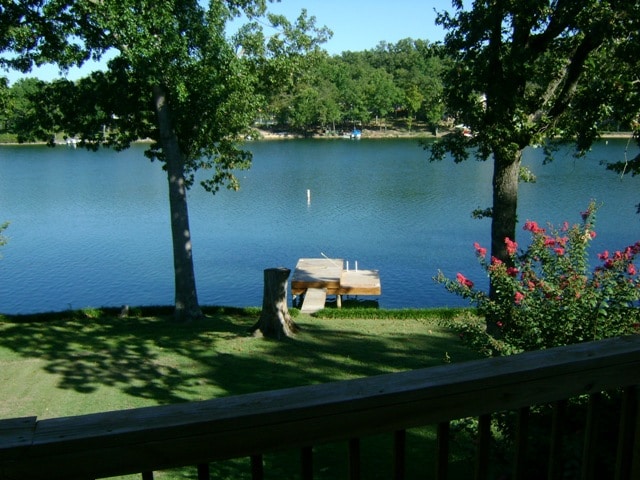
[252,267,299,339]
[487,147,522,335]
[490,148,522,266]
[153,84,202,322]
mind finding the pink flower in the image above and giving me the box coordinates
[590,230,596,239]
[496,321,504,328]
[491,256,503,266]
[456,273,474,289]
[506,267,519,277]
[523,220,544,234]
[473,242,487,258]
[544,237,556,247]
[554,247,565,256]
[598,250,609,260]
[505,237,518,256]
[628,264,637,276]
[514,291,525,305]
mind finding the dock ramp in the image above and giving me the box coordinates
[300,288,327,314]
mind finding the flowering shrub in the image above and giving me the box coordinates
[435,201,640,355]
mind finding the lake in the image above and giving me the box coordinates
[0,138,638,314]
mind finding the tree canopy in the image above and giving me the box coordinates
[1,0,329,321]
[2,1,639,323]
[427,0,640,332]
[430,0,640,257]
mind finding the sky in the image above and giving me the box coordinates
[2,0,450,85]
[268,0,448,54]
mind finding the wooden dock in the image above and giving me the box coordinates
[291,258,381,311]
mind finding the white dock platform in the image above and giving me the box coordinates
[291,258,381,310]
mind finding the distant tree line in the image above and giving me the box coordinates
[262,39,449,134]
[3,34,636,143]
[0,38,450,141]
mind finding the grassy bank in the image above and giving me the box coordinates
[0,305,481,479]
[0,305,480,419]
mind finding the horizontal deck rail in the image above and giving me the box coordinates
[1,335,639,479]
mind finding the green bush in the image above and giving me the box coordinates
[436,201,640,355]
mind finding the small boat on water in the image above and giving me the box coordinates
[350,129,362,139]
[454,124,473,138]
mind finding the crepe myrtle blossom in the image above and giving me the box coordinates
[434,201,640,355]
[456,273,474,288]
[474,242,487,258]
[523,220,545,234]
[505,237,518,256]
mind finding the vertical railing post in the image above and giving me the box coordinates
[513,407,530,480]
[436,421,450,480]
[581,393,601,480]
[197,463,209,480]
[348,438,361,480]
[301,446,313,480]
[631,390,640,480]
[615,386,638,480]
[393,430,406,480]
[251,454,264,480]
[548,399,567,480]
[615,386,640,480]
[475,414,491,480]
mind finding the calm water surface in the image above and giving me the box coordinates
[0,138,638,314]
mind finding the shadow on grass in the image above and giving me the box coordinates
[0,306,476,406]
[0,307,242,404]
[0,306,481,479]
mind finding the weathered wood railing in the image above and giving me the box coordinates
[1,335,639,480]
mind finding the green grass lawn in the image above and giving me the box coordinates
[0,306,482,479]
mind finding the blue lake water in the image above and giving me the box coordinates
[0,138,638,314]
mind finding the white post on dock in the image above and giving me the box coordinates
[345,260,349,271]
[355,260,358,271]
[307,189,311,204]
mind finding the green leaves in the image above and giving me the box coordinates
[434,1,640,156]
[0,221,8,249]
[436,202,640,355]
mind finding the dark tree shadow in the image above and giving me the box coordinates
[0,307,483,479]
[0,307,477,406]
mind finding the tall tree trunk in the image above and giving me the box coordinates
[487,147,522,334]
[490,148,522,265]
[153,84,202,322]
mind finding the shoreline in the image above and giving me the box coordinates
[254,128,636,141]
[0,130,635,146]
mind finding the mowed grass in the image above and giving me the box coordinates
[0,306,482,479]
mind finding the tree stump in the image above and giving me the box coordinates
[252,267,299,338]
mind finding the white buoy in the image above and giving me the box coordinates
[307,189,311,204]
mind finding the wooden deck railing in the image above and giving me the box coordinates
[1,335,639,480]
